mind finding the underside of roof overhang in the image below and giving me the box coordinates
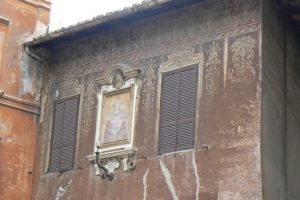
[26,0,207,48]
[277,0,300,34]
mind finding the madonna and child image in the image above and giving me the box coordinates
[101,89,131,144]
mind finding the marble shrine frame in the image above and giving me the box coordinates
[87,65,141,176]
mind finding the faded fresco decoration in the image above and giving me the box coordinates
[100,88,132,145]
[33,0,265,199]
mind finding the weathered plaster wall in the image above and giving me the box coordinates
[0,0,49,101]
[33,0,262,199]
[0,0,50,199]
[0,104,39,200]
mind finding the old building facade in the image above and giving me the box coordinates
[21,0,300,199]
[0,0,51,200]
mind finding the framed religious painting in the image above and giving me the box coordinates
[92,67,141,154]
[99,87,133,148]
[87,67,141,175]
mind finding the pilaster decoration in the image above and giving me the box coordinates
[87,65,141,178]
[142,59,157,129]
[228,36,256,87]
[82,74,97,133]
[204,41,222,96]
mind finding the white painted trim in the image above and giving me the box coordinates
[155,46,204,154]
[94,77,141,153]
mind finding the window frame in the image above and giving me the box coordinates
[155,48,204,155]
[158,65,199,154]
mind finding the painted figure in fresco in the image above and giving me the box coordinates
[103,100,129,143]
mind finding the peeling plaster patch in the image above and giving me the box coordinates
[192,151,200,200]
[10,73,16,83]
[23,20,48,43]
[20,58,33,93]
[159,159,178,200]
[0,115,12,134]
[19,53,43,99]
[218,191,242,200]
[5,137,12,143]
[143,168,149,200]
[55,89,59,98]
[34,92,41,102]
[54,180,72,200]
[0,121,10,134]
[253,137,261,175]
[39,92,47,123]
[218,191,262,200]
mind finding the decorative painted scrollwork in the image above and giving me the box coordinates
[204,41,222,96]
[228,35,256,86]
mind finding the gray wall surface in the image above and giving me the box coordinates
[286,19,300,200]
[261,0,286,199]
[262,0,300,199]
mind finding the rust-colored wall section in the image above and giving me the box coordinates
[0,104,39,200]
[32,0,263,199]
[0,0,50,199]
[0,0,50,100]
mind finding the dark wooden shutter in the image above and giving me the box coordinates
[159,65,198,154]
[176,66,198,151]
[48,102,64,172]
[48,95,80,172]
[159,71,180,154]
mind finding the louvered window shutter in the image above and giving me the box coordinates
[176,66,198,151]
[159,71,179,154]
[49,95,80,172]
[159,65,198,154]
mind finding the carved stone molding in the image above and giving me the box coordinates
[96,66,141,88]
[0,94,40,115]
[160,46,204,72]
[94,65,142,152]
[88,64,141,177]
[87,149,136,176]
[0,17,9,26]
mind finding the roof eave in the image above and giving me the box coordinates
[25,0,204,47]
[25,0,171,47]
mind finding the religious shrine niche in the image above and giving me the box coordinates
[87,66,141,179]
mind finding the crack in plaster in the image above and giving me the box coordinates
[159,159,178,200]
[193,151,200,200]
[143,168,149,200]
[54,180,72,200]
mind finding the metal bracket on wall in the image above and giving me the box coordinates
[87,148,137,180]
